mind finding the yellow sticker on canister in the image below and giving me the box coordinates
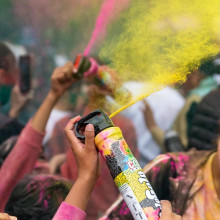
[114,169,150,203]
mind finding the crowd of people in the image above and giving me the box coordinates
[0,40,220,220]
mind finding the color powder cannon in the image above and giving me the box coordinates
[73,54,112,89]
[73,54,131,109]
[74,109,161,220]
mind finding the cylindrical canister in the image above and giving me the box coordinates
[73,55,130,99]
[95,127,161,220]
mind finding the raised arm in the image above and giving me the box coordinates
[142,99,166,151]
[0,62,77,211]
[53,117,101,220]
[31,62,77,132]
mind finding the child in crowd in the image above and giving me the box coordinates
[144,56,220,151]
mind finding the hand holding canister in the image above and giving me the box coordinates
[75,109,161,220]
[73,55,116,92]
[72,55,131,103]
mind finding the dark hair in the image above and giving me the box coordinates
[0,136,18,167]
[0,119,24,145]
[198,55,219,76]
[0,42,14,71]
[5,174,72,220]
[188,86,220,150]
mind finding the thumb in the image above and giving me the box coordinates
[161,200,172,216]
[85,124,95,150]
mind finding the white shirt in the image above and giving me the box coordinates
[43,109,72,145]
[122,83,185,167]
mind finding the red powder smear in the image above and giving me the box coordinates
[145,207,160,220]
[84,0,130,56]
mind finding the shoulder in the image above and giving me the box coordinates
[143,150,206,177]
[143,154,172,173]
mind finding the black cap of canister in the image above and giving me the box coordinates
[74,109,114,142]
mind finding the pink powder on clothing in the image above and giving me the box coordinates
[176,154,189,175]
[161,158,169,164]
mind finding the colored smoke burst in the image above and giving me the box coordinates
[100,0,220,114]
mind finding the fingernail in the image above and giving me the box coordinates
[86,124,93,131]
[10,217,17,220]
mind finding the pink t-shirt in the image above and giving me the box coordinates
[53,202,86,220]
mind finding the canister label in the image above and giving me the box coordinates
[119,183,148,220]
[95,127,161,219]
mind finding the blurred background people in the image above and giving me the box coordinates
[101,86,220,220]
[121,83,185,167]
[0,42,17,108]
[142,55,220,154]
[0,1,219,219]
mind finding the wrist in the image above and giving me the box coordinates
[75,176,96,197]
[65,175,95,211]
[78,172,98,186]
[47,90,60,102]
[9,108,19,118]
